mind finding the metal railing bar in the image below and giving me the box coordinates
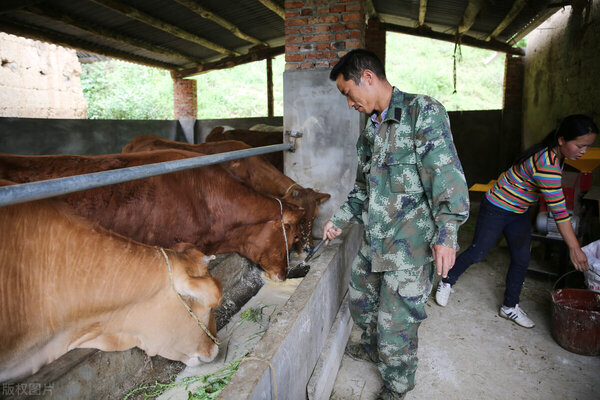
[0,143,292,207]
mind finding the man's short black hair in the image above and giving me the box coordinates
[329,49,387,84]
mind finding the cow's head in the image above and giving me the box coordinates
[243,204,305,281]
[141,243,222,365]
[282,188,331,250]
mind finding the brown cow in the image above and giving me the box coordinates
[0,150,304,281]
[122,136,331,249]
[0,188,222,383]
[206,126,284,171]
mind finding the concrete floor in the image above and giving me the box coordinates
[330,202,600,400]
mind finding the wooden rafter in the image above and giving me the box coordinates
[418,0,428,26]
[90,0,239,56]
[24,4,200,64]
[173,0,265,46]
[0,0,42,13]
[258,0,285,19]
[0,19,178,70]
[173,45,284,78]
[365,0,378,19]
[457,0,485,35]
[486,0,528,41]
[381,22,524,56]
[267,56,273,117]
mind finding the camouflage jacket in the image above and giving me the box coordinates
[330,88,470,272]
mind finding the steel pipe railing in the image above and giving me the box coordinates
[0,143,293,207]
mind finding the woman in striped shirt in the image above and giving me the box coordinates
[435,114,597,328]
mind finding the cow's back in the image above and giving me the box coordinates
[0,150,304,280]
[205,128,283,171]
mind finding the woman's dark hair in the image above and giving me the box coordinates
[329,49,386,84]
[512,114,598,166]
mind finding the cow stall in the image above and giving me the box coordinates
[0,119,355,399]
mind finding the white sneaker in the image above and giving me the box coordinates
[499,304,535,328]
[435,281,453,307]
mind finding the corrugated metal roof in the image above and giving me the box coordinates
[0,0,560,76]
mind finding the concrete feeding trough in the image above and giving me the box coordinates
[4,226,361,400]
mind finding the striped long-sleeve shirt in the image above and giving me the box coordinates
[486,147,570,223]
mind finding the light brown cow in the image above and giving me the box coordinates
[0,150,304,281]
[122,136,330,249]
[0,188,222,383]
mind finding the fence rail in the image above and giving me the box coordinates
[0,143,292,207]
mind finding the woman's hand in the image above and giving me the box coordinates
[556,219,589,271]
[569,247,589,271]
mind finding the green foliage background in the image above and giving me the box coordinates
[386,33,505,111]
[80,32,506,119]
[81,61,174,119]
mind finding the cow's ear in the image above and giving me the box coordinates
[174,275,222,308]
[315,192,331,204]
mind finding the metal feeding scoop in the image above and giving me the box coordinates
[287,239,326,279]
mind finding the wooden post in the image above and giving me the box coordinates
[267,57,274,117]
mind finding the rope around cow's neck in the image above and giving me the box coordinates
[159,248,221,345]
[274,198,290,273]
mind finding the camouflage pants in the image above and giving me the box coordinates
[349,235,435,396]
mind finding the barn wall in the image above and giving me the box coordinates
[448,109,506,187]
[0,33,87,119]
[523,3,600,148]
[0,116,283,155]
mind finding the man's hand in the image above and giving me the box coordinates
[323,220,342,243]
[433,244,456,278]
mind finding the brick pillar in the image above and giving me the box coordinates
[284,0,365,71]
[172,77,197,119]
[500,54,524,173]
[283,1,366,237]
[503,54,524,109]
[366,16,385,65]
[172,76,197,143]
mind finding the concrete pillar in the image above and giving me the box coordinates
[172,76,197,143]
[283,0,366,237]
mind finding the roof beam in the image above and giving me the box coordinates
[24,4,200,64]
[418,0,428,26]
[173,45,284,78]
[258,0,285,19]
[457,0,485,35]
[486,0,528,41]
[0,0,42,13]
[366,0,378,19]
[173,0,265,46]
[381,22,524,56]
[90,0,239,56]
[0,19,178,70]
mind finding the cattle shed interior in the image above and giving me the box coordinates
[1,1,600,399]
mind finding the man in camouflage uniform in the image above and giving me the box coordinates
[323,49,469,399]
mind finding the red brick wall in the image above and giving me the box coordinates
[365,17,385,65]
[173,77,197,119]
[503,54,524,109]
[284,0,365,70]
